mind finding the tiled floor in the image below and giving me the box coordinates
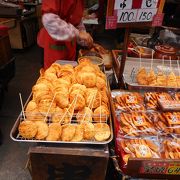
[0,45,42,180]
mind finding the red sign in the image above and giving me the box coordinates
[152,13,164,26]
[106,0,164,28]
[115,0,159,23]
[105,16,117,29]
[140,161,180,175]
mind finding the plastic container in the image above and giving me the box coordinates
[78,56,104,71]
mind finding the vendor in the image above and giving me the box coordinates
[37,0,93,69]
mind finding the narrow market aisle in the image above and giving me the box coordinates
[0,45,42,180]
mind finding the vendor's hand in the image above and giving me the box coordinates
[78,31,93,48]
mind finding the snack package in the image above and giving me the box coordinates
[174,92,180,101]
[155,112,180,135]
[114,92,145,112]
[119,112,157,136]
[144,92,172,110]
[116,136,160,167]
[160,136,180,159]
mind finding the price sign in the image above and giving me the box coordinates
[106,0,165,29]
[136,8,157,22]
[114,0,133,10]
[141,0,159,9]
[117,9,137,23]
[115,0,159,23]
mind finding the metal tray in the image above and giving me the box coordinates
[10,61,113,145]
[10,91,113,145]
[123,57,180,91]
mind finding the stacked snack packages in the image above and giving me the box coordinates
[112,91,180,171]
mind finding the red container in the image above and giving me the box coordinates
[0,26,9,36]
[154,44,177,60]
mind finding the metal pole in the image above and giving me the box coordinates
[118,27,130,88]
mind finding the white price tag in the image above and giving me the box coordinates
[141,0,159,9]
[117,9,138,23]
[114,0,133,10]
[136,8,157,22]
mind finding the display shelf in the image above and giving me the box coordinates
[110,89,180,179]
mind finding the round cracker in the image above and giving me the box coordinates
[18,120,37,139]
[83,122,95,140]
[71,124,84,142]
[61,124,76,141]
[35,121,49,140]
[94,123,110,141]
[46,123,62,141]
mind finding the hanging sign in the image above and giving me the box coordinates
[152,13,164,26]
[106,0,164,29]
[106,16,118,29]
[116,0,158,23]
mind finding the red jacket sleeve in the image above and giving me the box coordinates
[42,0,61,15]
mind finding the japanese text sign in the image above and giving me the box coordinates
[140,161,180,175]
[115,0,159,23]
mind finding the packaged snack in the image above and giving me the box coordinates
[156,112,180,135]
[119,112,157,136]
[174,92,180,101]
[114,92,145,112]
[144,92,172,110]
[116,137,160,166]
[161,137,180,159]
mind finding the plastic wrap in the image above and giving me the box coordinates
[116,136,161,167]
[160,135,180,159]
[174,92,180,101]
[112,91,145,112]
[118,112,158,136]
[155,112,180,135]
[144,92,173,110]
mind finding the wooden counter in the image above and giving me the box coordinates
[28,144,109,180]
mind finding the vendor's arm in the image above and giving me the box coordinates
[42,13,93,47]
[42,13,79,41]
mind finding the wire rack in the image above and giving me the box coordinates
[10,91,113,145]
[12,112,113,144]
